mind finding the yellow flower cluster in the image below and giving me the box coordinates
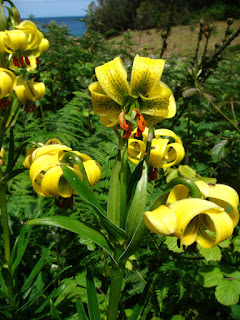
[23,139,101,198]
[143,181,239,248]
[128,128,185,169]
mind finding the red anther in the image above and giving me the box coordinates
[32,104,37,113]
[20,56,25,67]
[4,98,9,107]
[123,123,132,139]
[148,167,158,180]
[25,105,31,114]
[25,56,30,65]
[36,57,40,65]
[13,57,20,68]
[0,100,5,110]
[134,108,140,118]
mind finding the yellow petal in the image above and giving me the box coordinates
[4,30,28,52]
[95,56,129,106]
[149,138,168,168]
[196,210,233,248]
[72,151,92,162]
[88,82,121,116]
[167,185,190,205]
[208,184,239,227]
[38,38,49,54]
[14,75,33,104]
[194,180,209,198]
[29,155,59,196]
[128,139,146,164]
[129,127,149,142]
[0,68,16,98]
[171,198,223,239]
[154,128,182,144]
[31,144,71,162]
[161,142,185,168]
[27,80,46,100]
[99,114,119,128]
[83,160,101,186]
[143,205,177,235]
[130,54,165,96]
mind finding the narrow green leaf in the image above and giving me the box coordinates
[5,127,15,173]
[125,161,148,240]
[62,165,125,241]
[119,144,130,228]
[86,269,101,320]
[107,159,121,226]
[50,299,62,320]
[128,281,151,320]
[26,216,115,261]
[119,219,149,263]
[10,224,32,274]
[76,298,88,320]
[215,280,239,306]
[21,244,53,291]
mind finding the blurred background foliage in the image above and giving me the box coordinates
[1,0,240,318]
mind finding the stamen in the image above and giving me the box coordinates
[123,123,132,139]
[13,57,20,68]
[25,105,31,114]
[32,104,37,113]
[0,100,5,110]
[36,57,40,65]
[20,56,25,67]
[25,56,30,66]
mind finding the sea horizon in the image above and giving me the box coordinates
[24,16,87,37]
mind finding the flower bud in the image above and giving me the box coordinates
[227,27,233,35]
[215,42,220,49]
[161,31,167,38]
[12,7,21,25]
[0,4,8,31]
[0,147,5,166]
[227,18,233,25]
[204,31,209,38]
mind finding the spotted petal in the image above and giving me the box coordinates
[130,54,165,96]
[95,56,129,106]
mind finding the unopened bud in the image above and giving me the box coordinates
[161,31,167,38]
[204,31,209,38]
[204,25,209,31]
[215,42,220,49]
[209,24,213,31]
[12,7,21,25]
[0,147,5,166]
[227,18,233,25]
[0,4,8,31]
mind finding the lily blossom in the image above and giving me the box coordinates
[143,181,239,248]
[128,128,185,168]
[23,140,101,198]
[0,68,16,99]
[14,75,45,104]
[89,55,176,134]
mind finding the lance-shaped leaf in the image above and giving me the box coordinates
[26,216,115,262]
[86,268,101,320]
[120,219,149,263]
[76,298,88,320]
[107,159,121,226]
[62,165,125,241]
[125,161,148,240]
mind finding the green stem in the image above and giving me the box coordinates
[0,181,10,264]
[107,264,125,320]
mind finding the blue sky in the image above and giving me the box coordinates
[8,0,93,18]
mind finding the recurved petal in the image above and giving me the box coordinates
[31,144,71,161]
[29,155,59,196]
[154,128,182,144]
[83,160,101,186]
[128,139,146,164]
[0,69,16,98]
[99,114,119,128]
[27,80,46,101]
[14,76,33,103]
[208,184,239,227]
[196,210,234,248]
[130,54,165,96]
[143,205,177,235]
[194,180,209,198]
[171,198,223,239]
[149,138,168,168]
[95,56,129,106]
[161,142,185,168]
[167,184,190,205]
[41,166,81,198]
[72,151,92,162]
[140,85,173,127]
[89,81,121,116]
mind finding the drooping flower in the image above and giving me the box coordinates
[143,181,239,248]
[89,55,176,135]
[128,128,185,168]
[23,140,101,198]
[0,68,16,99]
[14,75,45,108]
[0,20,49,69]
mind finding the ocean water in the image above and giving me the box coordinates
[30,16,86,37]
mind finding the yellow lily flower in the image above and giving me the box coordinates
[128,128,185,168]
[143,181,239,248]
[24,140,101,198]
[14,75,45,104]
[89,55,176,132]
[0,68,16,99]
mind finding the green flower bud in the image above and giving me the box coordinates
[161,31,167,38]
[227,27,233,35]
[12,7,21,25]
[227,18,233,25]
[0,4,8,31]
[215,42,220,49]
